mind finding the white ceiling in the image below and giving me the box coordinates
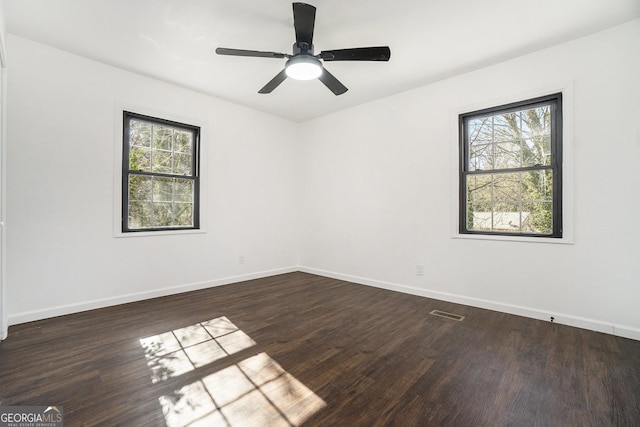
[3,0,639,122]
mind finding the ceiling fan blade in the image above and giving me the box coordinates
[216,47,288,59]
[293,3,316,48]
[320,46,391,61]
[318,68,348,96]
[258,69,288,94]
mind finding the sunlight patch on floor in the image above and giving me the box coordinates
[139,317,326,426]
[160,352,326,427]
[139,316,256,383]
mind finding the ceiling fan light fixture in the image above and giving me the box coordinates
[285,55,322,80]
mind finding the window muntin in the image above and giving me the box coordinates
[459,94,562,237]
[123,112,200,232]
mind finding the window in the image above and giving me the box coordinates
[122,111,200,232]
[459,93,562,237]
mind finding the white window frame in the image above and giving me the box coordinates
[113,105,207,238]
[450,83,574,244]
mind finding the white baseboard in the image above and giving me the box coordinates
[8,265,640,342]
[299,266,640,342]
[8,266,298,326]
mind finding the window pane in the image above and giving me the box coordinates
[129,147,151,172]
[469,206,523,233]
[127,175,197,229]
[493,142,521,169]
[153,177,174,202]
[153,202,174,227]
[492,172,521,203]
[471,209,521,231]
[465,171,555,234]
[523,201,553,234]
[467,175,492,204]
[468,118,492,143]
[522,170,553,202]
[127,177,195,229]
[466,172,549,233]
[467,174,493,230]
[174,203,194,227]
[468,204,492,231]
[154,125,173,150]
[521,136,551,167]
[130,120,152,148]
[152,150,173,174]
[129,175,152,201]
[468,118,492,170]
[492,113,522,169]
[493,113,519,142]
[174,179,194,202]
[520,106,551,166]
[174,153,192,175]
[128,201,153,229]
[174,131,193,154]
[466,106,553,171]
[491,204,522,232]
[469,143,491,171]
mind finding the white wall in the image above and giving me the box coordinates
[5,20,640,340]
[6,35,299,323]
[298,20,640,339]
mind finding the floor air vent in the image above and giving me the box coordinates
[430,310,465,321]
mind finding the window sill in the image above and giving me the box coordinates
[114,228,206,238]
[452,233,573,245]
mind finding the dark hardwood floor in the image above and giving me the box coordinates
[1,272,639,426]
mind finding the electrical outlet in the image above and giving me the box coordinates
[416,264,424,276]
[239,255,245,265]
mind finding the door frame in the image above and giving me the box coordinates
[0,5,8,340]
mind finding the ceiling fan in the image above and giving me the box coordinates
[215,2,391,95]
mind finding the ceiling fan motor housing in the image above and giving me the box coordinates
[293,42,314,56]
